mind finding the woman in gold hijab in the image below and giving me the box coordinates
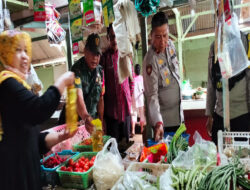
[0,30,76,190]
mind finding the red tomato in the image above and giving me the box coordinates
[68,159,74,166]
[74,163,80,168]
[74,167,80,172]
[89,161,94,167]
[79,168,83,172]
[84,165,89,171]
[78,160,84,168]
[67,166,73,172]
[61,166,67,171]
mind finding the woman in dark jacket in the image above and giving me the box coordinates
[0,30,76,190]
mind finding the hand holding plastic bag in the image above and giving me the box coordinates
[93,138,124,190]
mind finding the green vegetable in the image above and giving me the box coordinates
[167,124,188,164]
[197,157,248,190]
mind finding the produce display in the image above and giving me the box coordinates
[41,124,250,190]
[42,153,68,168]
[198,158,250,190]
[167,124,188,164]
[60,155,95,173]
[79,138,92,146]
[170,162,215,190]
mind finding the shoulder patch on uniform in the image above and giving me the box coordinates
[146,65,152,76]
[75,77,81,85]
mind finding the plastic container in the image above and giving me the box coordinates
[43,125,90,155]
[217,130,250,166]
[147,132,190,147]
[40,150,79,186]
[91,119,103,152]
[73,135,111,152]
[56,152,97,189]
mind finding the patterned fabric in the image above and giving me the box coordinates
[100,49,134,122]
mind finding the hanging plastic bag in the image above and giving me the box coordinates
[218,13,250,78]
[113,0,134,83]
[26,64,43,96]
[172,131,217,169]
[93,138,124,190]
[119,0,140,45]
[45,3,66,44]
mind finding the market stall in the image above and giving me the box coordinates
[39,123,249,190]
[0,0,250,189]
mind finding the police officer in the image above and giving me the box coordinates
[59,33,104,133]
[206,32,250,144]
[143,12,184,142]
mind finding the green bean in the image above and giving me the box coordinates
[186,165,200,190]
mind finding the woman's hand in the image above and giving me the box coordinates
[54,72,75,95]
[45,127,78,150]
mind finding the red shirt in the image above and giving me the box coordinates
[100,49,134,122]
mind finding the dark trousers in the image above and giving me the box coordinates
[212,112,250,145]
[105,115,131,143]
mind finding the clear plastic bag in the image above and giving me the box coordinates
[160,167,174,190]
[218,13,250,78]
[172,131,217,169]
[114,171,158,190]
[93,138,124,190]
[26,65,43,96]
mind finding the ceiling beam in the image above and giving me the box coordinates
[32,35,48,42]
[7,0,29,8]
